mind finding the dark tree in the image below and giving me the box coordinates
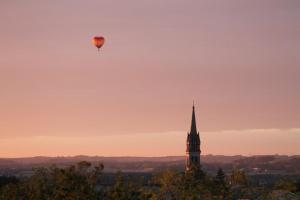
[213,168,230,199]
[108,172,152,200]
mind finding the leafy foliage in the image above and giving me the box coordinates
[108,172,152,200]
[0,162,104,200]
[0,162,299,200]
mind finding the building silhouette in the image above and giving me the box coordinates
[186,104,201,171]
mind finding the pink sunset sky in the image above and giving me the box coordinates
[0,0,299,157]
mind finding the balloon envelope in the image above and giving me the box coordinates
[92,36,105,50]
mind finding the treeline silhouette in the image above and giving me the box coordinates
[0,161,300,200]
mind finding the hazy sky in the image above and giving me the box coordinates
[0,0,299,157]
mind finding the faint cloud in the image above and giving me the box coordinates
[202,128,298,134]
[289,128,300,133]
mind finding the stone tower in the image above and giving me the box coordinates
[186,104,201,171]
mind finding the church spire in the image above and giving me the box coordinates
[186,103,201,171]
[190,103,197,134]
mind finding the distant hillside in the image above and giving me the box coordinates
[0,155,299,175]
[0,155,243,166]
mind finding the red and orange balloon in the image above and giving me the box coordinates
[92,36,105,51]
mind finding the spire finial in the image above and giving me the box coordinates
[190,102,197,134]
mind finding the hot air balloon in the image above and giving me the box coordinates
[92,36,105,51]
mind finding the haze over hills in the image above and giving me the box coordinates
[0,155,240,169]
[0,155,241,165]
[1,155,299,175]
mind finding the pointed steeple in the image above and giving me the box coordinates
[190,103,197,134]
[186,103,201,171]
